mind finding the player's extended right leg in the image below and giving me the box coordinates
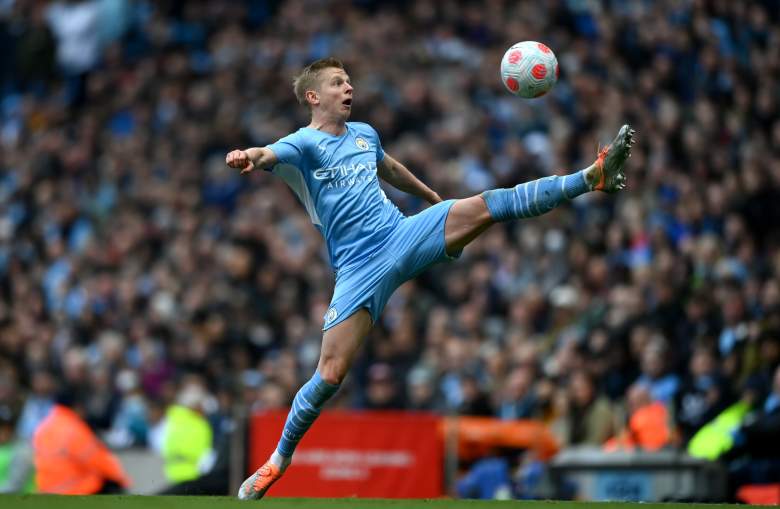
[481,123,635,222]
[444,124,635,254]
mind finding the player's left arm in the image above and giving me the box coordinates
[378,153,442,205]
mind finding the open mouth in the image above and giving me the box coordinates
[342,98,352,107]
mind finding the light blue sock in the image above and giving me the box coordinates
[482,170,590,222]
[276,371,339,458]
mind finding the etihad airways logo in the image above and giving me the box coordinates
[313,161,378,189]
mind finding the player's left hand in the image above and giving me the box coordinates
[226,149,255,174]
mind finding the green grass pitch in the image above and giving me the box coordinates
[0,496,757,509]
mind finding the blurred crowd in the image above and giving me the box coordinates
[0,0,779,498]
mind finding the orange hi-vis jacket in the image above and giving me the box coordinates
[604,401,672,452]
[32,405,131,494]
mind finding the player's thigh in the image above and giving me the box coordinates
[444,195,495,254]
[317,308,373,384]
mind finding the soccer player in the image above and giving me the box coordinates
[226,57,635,499]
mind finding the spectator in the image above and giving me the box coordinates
[160,378,215,486]
[32,392,131,494]
[674,346,729,444]
[741,331,780,403]
[0,1,777,499]
[0,404,35,493]
[406,365,440,412]
[16,370,55,441]
[497,366,537,420]
[45,0,102,75]
[363,363,403,410]
[725,365,780,496]
[557,370,617,447]
[105,369,149,449]
[159,387,234,496]
[456,449,518,500]
[635,337,680,405]
[457,372,494,417]
[605,384,673,452]
[44,0,103,106]
[456,448,546,500]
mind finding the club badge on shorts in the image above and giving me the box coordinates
[325,307,338,325]
[355,137,370,150]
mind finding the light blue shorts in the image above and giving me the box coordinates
[323,199,460,330]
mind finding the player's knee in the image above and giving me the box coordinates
[318,359,348,385]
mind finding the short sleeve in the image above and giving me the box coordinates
[371,126,385,162]
[267,131,305,170]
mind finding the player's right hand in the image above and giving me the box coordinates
[226,150,255,174]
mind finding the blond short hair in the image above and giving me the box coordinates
[292,57,345,106]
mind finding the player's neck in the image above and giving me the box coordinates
[307,115,347,136]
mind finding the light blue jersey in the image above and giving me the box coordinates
[267,122,404,272]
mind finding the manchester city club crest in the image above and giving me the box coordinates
[355,137,370,150]
[325,307,338,324]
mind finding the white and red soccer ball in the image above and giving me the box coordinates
[500,41,559,98]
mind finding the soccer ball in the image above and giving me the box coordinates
[500,41,559,98]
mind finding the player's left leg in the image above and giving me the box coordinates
[238,309,373,500]
[445,124,635,254]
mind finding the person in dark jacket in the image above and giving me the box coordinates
[726,365,780,497]
[674,347,729,444]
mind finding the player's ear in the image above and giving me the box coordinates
[305,89,319,106]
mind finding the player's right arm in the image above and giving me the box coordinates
[226,147,278,174]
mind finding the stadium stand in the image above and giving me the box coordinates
[0,0,778,500]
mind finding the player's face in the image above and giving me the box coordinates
[316,67,353,119]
